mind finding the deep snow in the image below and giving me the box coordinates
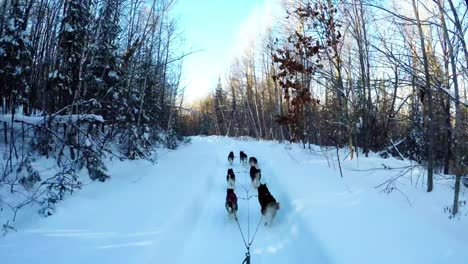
[1,136,467,264]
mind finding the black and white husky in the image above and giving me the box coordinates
[226,168,235,189]
[240,151,248,164]
[257,183,280,226]
[228,151,234,165]
[225,188,238,219]
[249,166,261,188]
[249,157,258,168]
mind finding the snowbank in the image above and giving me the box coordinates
[0,114,104,125]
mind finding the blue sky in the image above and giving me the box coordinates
[173,0,278,105]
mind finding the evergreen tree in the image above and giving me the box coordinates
[86,0,121,119]
[50,0,91,110]
[214,77,226,134]
[0,0,31,113]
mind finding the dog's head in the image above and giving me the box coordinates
[240,151,246,156]
[228,151,234,157]
[258,183,268,193]
[227,168,234,175]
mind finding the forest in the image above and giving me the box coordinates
[0,0,467,232]
[180,0,468,215]
[0,0,183,223]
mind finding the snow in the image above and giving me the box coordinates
[64,23,74,33]
[108,70,118,79]
[48,70,59,79]
[7,18,16,31]
[0,34,18,46]
[14,66,22,75]
[0,114,45,124]
[1,136,467,264]
[440,88,468,106]
[0,114,104,125]
[85,138,92,147]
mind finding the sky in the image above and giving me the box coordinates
[173,0,280,105]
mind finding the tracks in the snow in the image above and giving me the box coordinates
[219,148,332,264]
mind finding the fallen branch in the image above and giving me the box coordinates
[347,164,418,172]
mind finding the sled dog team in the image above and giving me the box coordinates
[225,151,280,226]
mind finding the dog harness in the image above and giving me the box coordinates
[226,193,238,205]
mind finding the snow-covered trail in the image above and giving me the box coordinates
[1,136,467,264]
[174,139,331,264]
[1,137,327,264]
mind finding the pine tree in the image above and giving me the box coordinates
[86,0,121,119]
[49,0,91,110]
[214,77,227,134]
[406,90,426,163]
[83,145,109,182]
[0,0,31,113]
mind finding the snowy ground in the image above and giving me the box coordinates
[1,136,467,264]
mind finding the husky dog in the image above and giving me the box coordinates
[249,157,258,167]
[239,151,248,164]
[226,168,235,189]
[257,183,280,226]
[249,166,261,188]
[225,188,238,219]
[228,151,234,165]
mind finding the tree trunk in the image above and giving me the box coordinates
[447,0,468,73]
[412,0,434,192]
[436,0,465,215]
